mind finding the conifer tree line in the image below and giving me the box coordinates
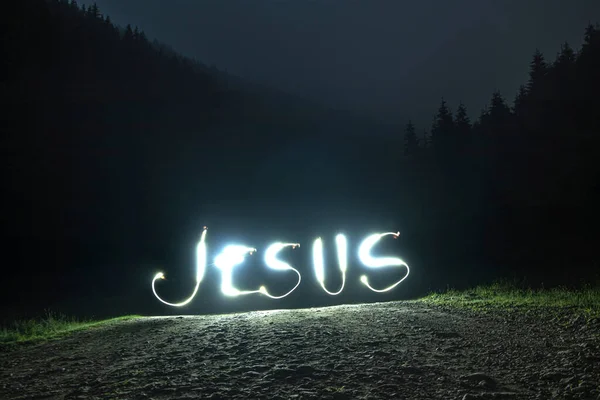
[6,0,223,117]
[403,27,600,157]
[401,26,600,213]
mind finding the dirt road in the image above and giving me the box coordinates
[1,302,599,399]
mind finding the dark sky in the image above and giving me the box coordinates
[82,0,600,127]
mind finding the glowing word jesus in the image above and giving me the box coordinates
[152,227,409,307]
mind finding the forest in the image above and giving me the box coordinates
[2,0,599,317]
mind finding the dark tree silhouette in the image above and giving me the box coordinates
[522,49,550,133]
[123,24,134,42]
[487,91,512,133]
[527,49,549,93]
[422,128,430,149]
[575,24,600,133]
[395,24,599,287]
[430,98,454,153]
[454,102,471,148]
[544,42,577,132]
[404,120,419,156]
[512,84,527,119]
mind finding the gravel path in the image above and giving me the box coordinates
[1,301,599,399]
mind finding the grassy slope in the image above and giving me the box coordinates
[0,311,140,345]
[3,283,598,346]
[420,281,600,322]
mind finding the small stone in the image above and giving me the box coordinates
[559,376,576,385]
[478,379,493,388]
[461,372,496,388]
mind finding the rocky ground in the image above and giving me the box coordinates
[1,301,599,399]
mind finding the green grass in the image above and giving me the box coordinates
[420,280,600,320]
[0,310,141,346]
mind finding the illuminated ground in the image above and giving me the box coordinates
[1,301,599,399]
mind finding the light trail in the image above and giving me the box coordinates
[214,244,262,297]
[358,231,409,293]
[151,228,411,305]
[312,234,347,295]
[261,242,302,299]
[151,227,208,306]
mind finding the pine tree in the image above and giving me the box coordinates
[123,24,134,42]
[527,49,548,94]
[581,23,600,58]
[552,42,576,94]
[454,103,471,137]
[513,84,527,118]
[431,98,454,152]
[546,42,577,131]
[88,3,100,19]
[488,91,512,132]
[474,106,489,135]
[490,91,510,116]
[138,30,148,44]
[556,42,576,66]
[404,120,418,156]
[522,50,548,134]
[575,24,600,132]
[422,129,429,149]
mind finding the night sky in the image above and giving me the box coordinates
[80,0,599,126]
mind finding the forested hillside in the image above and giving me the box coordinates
[3,0,393,249]
[2,0,599,317]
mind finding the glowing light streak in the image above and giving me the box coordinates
[151,227,208,306]
[358,231,410,293]
[261,242,302,299]
[151,228,411,306]
[214,245,262,297]
[312,234,347,295]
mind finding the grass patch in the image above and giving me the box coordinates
[0,310,141,346]
[420,281,600,320]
